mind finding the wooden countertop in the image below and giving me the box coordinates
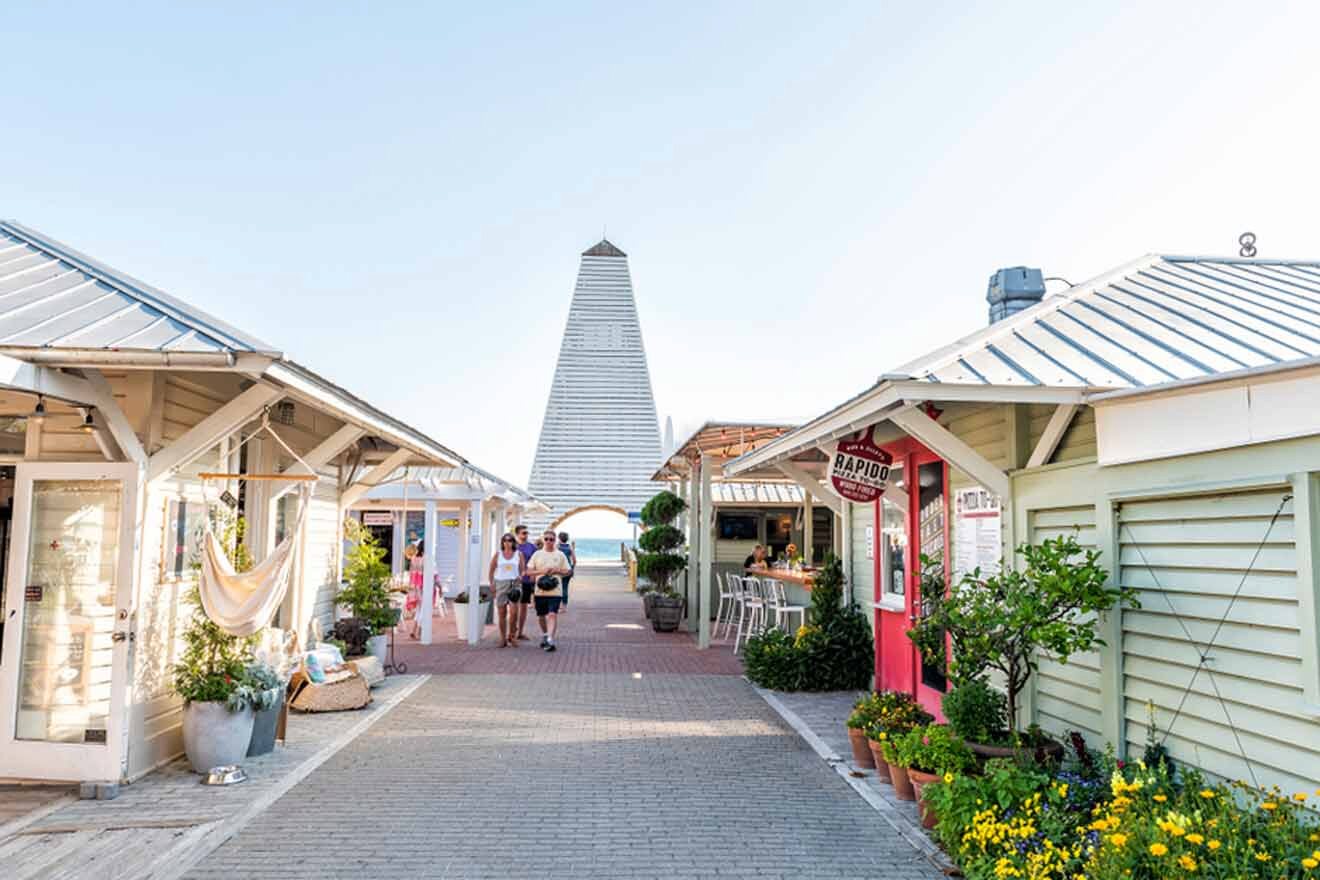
[746,567,816,587]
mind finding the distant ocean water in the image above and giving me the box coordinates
[570,537,637,561]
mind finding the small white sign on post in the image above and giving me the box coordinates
[865,525,875,560]
[954,487,1002,576]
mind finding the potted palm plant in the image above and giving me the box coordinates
[636,491,688,632]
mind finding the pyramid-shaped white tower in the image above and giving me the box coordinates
[528,239,662,529]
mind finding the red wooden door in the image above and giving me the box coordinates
[872,440,949,719]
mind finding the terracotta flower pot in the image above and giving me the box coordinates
[888,762,915,801]
[907,767,941,829]
[867,741,892,783]
[847,727,875,768]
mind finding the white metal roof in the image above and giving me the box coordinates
[0,220,277,354]
[711,481,804,506]
[0,220,533,497]
[892,254,1320,389]
[728,252,1320,476]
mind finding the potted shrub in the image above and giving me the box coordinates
[845,694,881,769]
[908,534,1136,755]
[872,696,934,799]
[636,491,688,632]
[895,724,976,829]
[741,555,873,691]
[452,586,492,640]
[173,589,260,773]
[338,519,396,661]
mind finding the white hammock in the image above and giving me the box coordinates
[196,412,317,637]
[199,483,311,636]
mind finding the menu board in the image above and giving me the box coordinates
[954,487,1001,576]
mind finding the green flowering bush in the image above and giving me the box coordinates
[894,724,976,776]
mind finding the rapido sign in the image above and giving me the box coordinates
[828,427,893,503]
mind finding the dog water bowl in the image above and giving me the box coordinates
[202,765,247,786]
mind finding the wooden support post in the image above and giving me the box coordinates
[467,498,483,646]
[803,490,814,567]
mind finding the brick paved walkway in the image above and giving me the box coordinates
[394,564,744,675]
[187,568,942,880]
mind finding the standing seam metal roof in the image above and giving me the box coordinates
[892,254,1320,390]
[0,220,277,354]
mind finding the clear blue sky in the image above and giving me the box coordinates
[4,2,1318,499]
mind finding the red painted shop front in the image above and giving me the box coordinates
[871,437,949,719]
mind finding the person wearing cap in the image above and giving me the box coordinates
[526,530,571,652]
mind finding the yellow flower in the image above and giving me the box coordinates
[944,773,954,784]
[1153,794,1168,802]
[1296,792,1310,802]
[1199,789,1216,799]
[1150,843,1169,856]
[1255,852,1272,863]
[1178,854,1197,871]
[1207,840,1221,851]
[1109,833,1127,847]
[1186,833,1204,845]
[1262,801,1278,811]
[1303,858,1318,871]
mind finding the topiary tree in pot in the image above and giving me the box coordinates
[636,490,688,631]
[909,533,1138,754]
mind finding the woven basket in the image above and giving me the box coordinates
[288,668,371,713]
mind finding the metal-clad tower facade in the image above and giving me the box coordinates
[527,239,662,529]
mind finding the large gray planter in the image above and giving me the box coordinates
[246,689,284,757]
[182,701,255,773]
[366,634,389,665]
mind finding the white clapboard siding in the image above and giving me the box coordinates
[850,500,874,622]
[304,469,343,638]
[1029,504,1104,745]
[1116,486,1317,790]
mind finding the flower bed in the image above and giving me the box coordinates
[923,735,1320,879]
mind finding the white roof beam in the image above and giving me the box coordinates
[271,424,366,502]
[891,405,1011,499]
[147,383,282,483]
[81,369,148,468]
[1026,403,1079,469]
[774,461,841,516]
[341,448,411,508]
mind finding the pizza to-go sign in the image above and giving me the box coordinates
[828,428,893,503]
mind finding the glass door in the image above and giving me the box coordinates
[0,463,137,782]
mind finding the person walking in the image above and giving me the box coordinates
[557,530,576,610]
[488,532,526,647]
[527,529,571,652]
[513,524,536,642]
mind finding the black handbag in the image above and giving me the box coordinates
[536,574,558,592]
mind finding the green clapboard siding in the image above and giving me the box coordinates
[1030,505,1104,745]
[1116,486,1317,790]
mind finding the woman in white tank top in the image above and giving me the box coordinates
[488,532,526,647]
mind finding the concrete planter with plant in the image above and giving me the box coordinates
[338,519,398,654]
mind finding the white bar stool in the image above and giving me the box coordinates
[734,576,766,654]
[766,578,806,633]
[714,571,741,640]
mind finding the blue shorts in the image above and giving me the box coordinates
[534,595,562,617]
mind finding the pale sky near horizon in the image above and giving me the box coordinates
[4,2,1320,536]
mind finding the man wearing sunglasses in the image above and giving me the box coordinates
[526,530,572,652]
[512,524,536,642]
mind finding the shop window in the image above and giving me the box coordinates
[880,498,906,599]
[162,497,207,580]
